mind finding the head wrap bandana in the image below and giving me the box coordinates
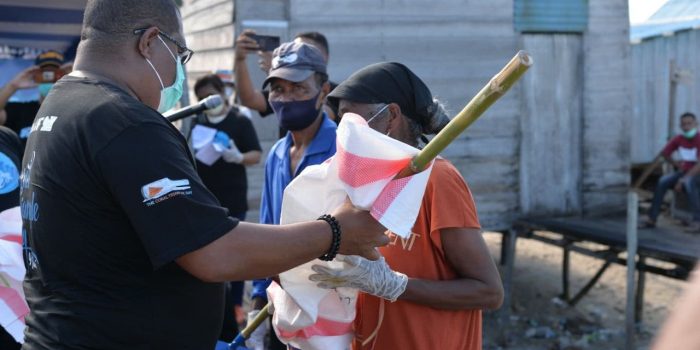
[328,62,439,133]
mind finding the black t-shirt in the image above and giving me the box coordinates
[192,110,261,214]
[20,76,238,350]
[4,100,40,149]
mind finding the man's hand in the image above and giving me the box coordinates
[330,198,389,260]
[309,255,408,302]
[235,30,260,62]
[9,66,40,90]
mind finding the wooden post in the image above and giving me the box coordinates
[561,243,570,301]
[636,256,647,325]
[668,59,677,140]
[498,228,519,345]
[626,191,639,350]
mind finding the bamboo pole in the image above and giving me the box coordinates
[228,303,271,349]
[399,51,533,177]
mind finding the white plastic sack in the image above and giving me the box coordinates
[269,114,433,350]
[0,206,28,344]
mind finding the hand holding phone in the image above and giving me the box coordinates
[32,66,65,84]
[246,34,281,52]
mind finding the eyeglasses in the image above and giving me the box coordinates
[133,28,194,65]
[366,104,390,125]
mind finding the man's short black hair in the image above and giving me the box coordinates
[81,0,180,49]
[295,31,329,56]
[681,112,696,121]
[194,74,225,95]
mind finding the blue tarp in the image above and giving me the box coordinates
[0,0,85,102]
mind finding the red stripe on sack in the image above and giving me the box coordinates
[0,286,29,320]
[0,234,22,245]
[371,177,411,219]
[277,317,353,339]
[336,142,409,188]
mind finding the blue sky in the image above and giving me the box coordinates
[629,0,670,23]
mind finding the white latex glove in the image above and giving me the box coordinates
[222,140,244,163]
[245,310,268,350]
[309,255,408,302]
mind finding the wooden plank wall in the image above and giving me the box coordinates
[182,0,286,221]
[519,34,584,216]
[288,0,520,229]
[180,0,633,228]
[581,0,632,215]
[631,29,700,164]
[182,0,235,79]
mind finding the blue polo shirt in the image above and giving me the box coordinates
[259,115,337,225]
[253,115,337,300]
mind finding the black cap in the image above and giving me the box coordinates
[263,41,327,88]
[35,50,64,68]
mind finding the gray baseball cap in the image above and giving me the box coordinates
[262,41,327,88]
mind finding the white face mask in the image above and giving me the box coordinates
[206,114,227,124]
[203,102,225,117]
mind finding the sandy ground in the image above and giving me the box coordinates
[480,230,688,350]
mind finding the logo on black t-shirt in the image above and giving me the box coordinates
[31,115,59,133]
[141,177,192,206]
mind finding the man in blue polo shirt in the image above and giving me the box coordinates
[249,41,335,350]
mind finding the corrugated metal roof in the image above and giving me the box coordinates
[631,0,700,41]
[514,0,588,33]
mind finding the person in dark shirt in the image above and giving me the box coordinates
[192,74,261,220]
[20,1,388,349]
[191,73,262,342]
[0,51,67,149]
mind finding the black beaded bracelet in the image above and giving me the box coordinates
[317,214,341,261]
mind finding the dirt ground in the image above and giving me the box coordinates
[480,230,687,350]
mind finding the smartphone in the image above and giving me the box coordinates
[33,67,64,83]
[247,34,280,52]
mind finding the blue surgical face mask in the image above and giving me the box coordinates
[270,90,322,131]
[145,36,184,113]
[38,83,54,98]
[684,128,698,139]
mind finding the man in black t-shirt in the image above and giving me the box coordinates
[0,51,67,150]
[20,1,388,350]
[191,74,262,342]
